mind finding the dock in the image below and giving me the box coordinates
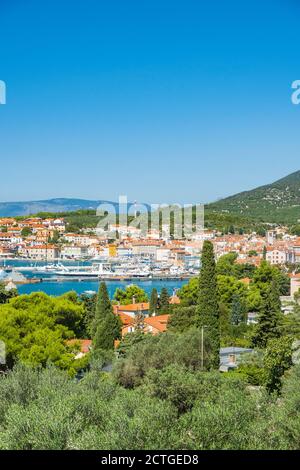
[34,274,192,283]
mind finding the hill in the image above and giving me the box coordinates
[207,170,300,223]
[2,171,300,224]
[0,198,116,217]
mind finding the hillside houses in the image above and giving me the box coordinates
[2,214,300,267]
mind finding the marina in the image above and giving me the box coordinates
[0,259,189,297]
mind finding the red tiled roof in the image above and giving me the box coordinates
[116,312,134,326]
[145,314,170,333]
[113,302,150,313]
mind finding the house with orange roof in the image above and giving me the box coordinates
[144,315,169,334]
[119,313,170,337]
[113,302,150,318]
[0,218,17,227]
[235,255,262,267]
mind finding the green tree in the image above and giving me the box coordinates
[177,277,199,306]
[79,293,97,336]
[113,285,148,305]
[0,282,18,304]
[49,230,60,243]
[219,302,231,340]
[92,282,121,352]
[116,330,146,358]
[96,283,111,315]
[159,288,170,314]
[217,275,247,311]
[248,250,258,257]
[197,241,220,368]
[0,292,84,373]
[263,336,293,394]
[149,288,158,315]
[177,384,257,450]
[263,245,267,260]
[281,292,300,338]
[144,365,206,414]
[168,306,197,333]
[252,280,282,349]
[93,314,120,351]
[21,227,32,238]
[229,351,265,386]
[231,293,246,326]
[252,260,289,296]
[113,328,215,388]
[216,252,238,277]
[257,227,266,237]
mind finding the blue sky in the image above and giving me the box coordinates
[0,0,300,204]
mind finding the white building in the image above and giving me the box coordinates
[266,248,287,265]
[156,248,170,262]
[63,233,99,246]
[61,245,88,259]
[25,245,60,260]
[117,246,132,257]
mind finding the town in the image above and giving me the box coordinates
[1,214,300,268]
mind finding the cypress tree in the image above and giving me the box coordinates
[96,282,112,319]
[252,279,282,349]
[231,293,245,325]
[263,245,267,260]
[197,240,220,368]
[159,287,170,314]
[93,314,121,351]
[149,288,158,315]
[92,282,121,351]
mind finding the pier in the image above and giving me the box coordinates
[34,274,192,283]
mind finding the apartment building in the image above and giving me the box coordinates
[131,240,161,257]
[63,233,99,246]
[25,245,60,260]
[266,247,287,265]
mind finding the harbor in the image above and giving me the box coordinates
[0,259,189,297]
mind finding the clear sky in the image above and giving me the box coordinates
[0,0,300,204]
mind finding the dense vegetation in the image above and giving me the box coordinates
[0,289,89,374]
[1,359,300,450]
[1,242,300,450]
[208,170,300,224]
[12,206,272,235]
[16,209,104,233]
[171,253,290,349]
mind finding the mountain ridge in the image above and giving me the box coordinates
[2,171,300,223]
[207,170,300,223]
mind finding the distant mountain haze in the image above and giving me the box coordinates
[0,198,111,217]
[0,198,149,217]
[2,171,300,223]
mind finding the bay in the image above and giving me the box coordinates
[1,259,188,298]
